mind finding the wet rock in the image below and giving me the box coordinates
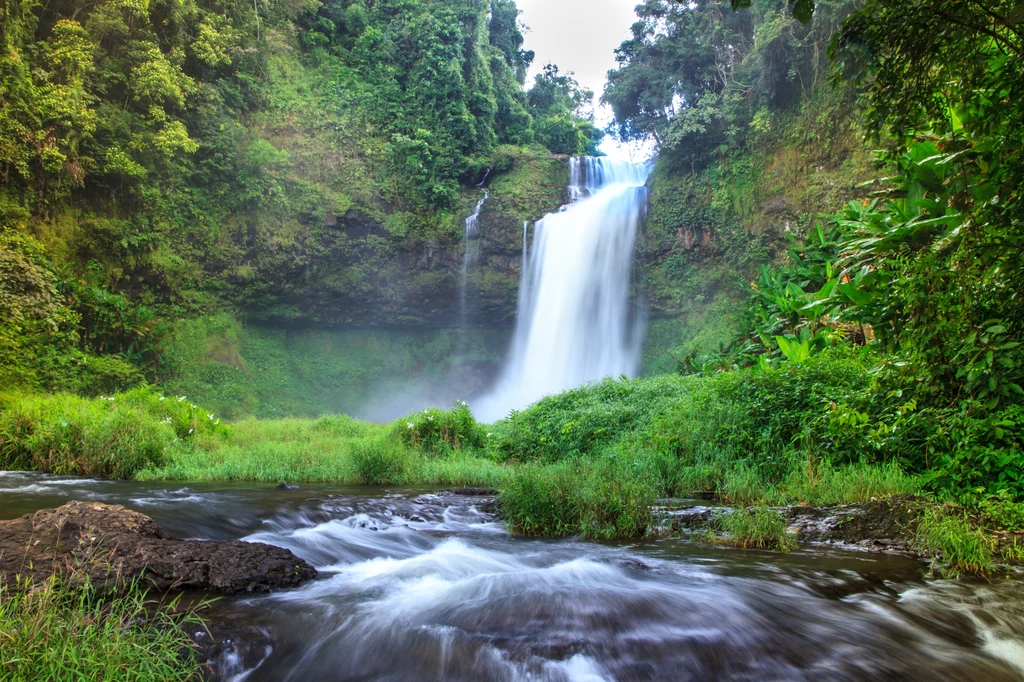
[665,505,719,532]
[274,482,299,490]
[786,495,931,553]
[443,487,498,496]
[0,501,317,593]
[193,620,275,681]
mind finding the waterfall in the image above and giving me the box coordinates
[475,157,650,422]
[459,190,489,328]
[521,220,529,267]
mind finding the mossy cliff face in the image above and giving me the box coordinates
[218,147,567,328]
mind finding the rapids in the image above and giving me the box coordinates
[3,471,1024,681]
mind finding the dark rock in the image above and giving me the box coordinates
[444,487,498,496]
[194,619,275,681]
[786,495,931,553]
[275,482,299,490]
[0,501,317,593]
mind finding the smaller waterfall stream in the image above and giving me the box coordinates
[458,190,489,329]
[476,157,650,421]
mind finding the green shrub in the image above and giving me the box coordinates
[977,492,1024,532]
[75,355,146,396]
[0,576,201,681]
[397,401,484,454]
[491,375,690,462]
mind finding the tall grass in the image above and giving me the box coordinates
[499,454,658,539]
[0,388,222,478]
[138,410,505,487]
[706,506,798,552]
[917,509,996,577]
[0,576,202,681]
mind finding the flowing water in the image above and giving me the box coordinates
[475,157,650,422]
[459,190,490,330]
[4,471,1024,681]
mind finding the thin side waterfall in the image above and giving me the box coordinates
[475,157,650,422]
[458,190,489,328]
[521,220,529,266]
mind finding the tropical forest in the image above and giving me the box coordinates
[2,0,1024,679]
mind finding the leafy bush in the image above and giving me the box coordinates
[397,401,484,454]
[491,375,689,462]
[74,355,146,396]
[978,493,1024,532]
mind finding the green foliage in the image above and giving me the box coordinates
[490,375,689,462]
[978,492,1024,532]
[0,576,202,682]
[0,387,222,478]
[706,506,798,551]
[527,64,603,155]
[606,0,853,166]
[397,401,485,454]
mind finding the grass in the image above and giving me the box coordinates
[917,509,996,577]
[0,388,223,479]
[0,355,927,542]
[702,506,798,552]
[0,576,202,681]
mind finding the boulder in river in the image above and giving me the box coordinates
[0,500,317,593]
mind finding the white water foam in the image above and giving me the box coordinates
[476,157,650,421]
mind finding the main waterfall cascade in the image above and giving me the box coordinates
[476,157,651,422]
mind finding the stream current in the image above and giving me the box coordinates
[4,471,1024,681]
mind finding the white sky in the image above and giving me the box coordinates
[514,0,651,160]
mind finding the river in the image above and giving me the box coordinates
[2,471,1023,681]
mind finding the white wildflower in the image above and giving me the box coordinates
[178,396,186,402]
[407,422,414,429]
[486,433,492,438]
[427,416,434,422]
[159,396,165,402]
[188,428,194,434]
